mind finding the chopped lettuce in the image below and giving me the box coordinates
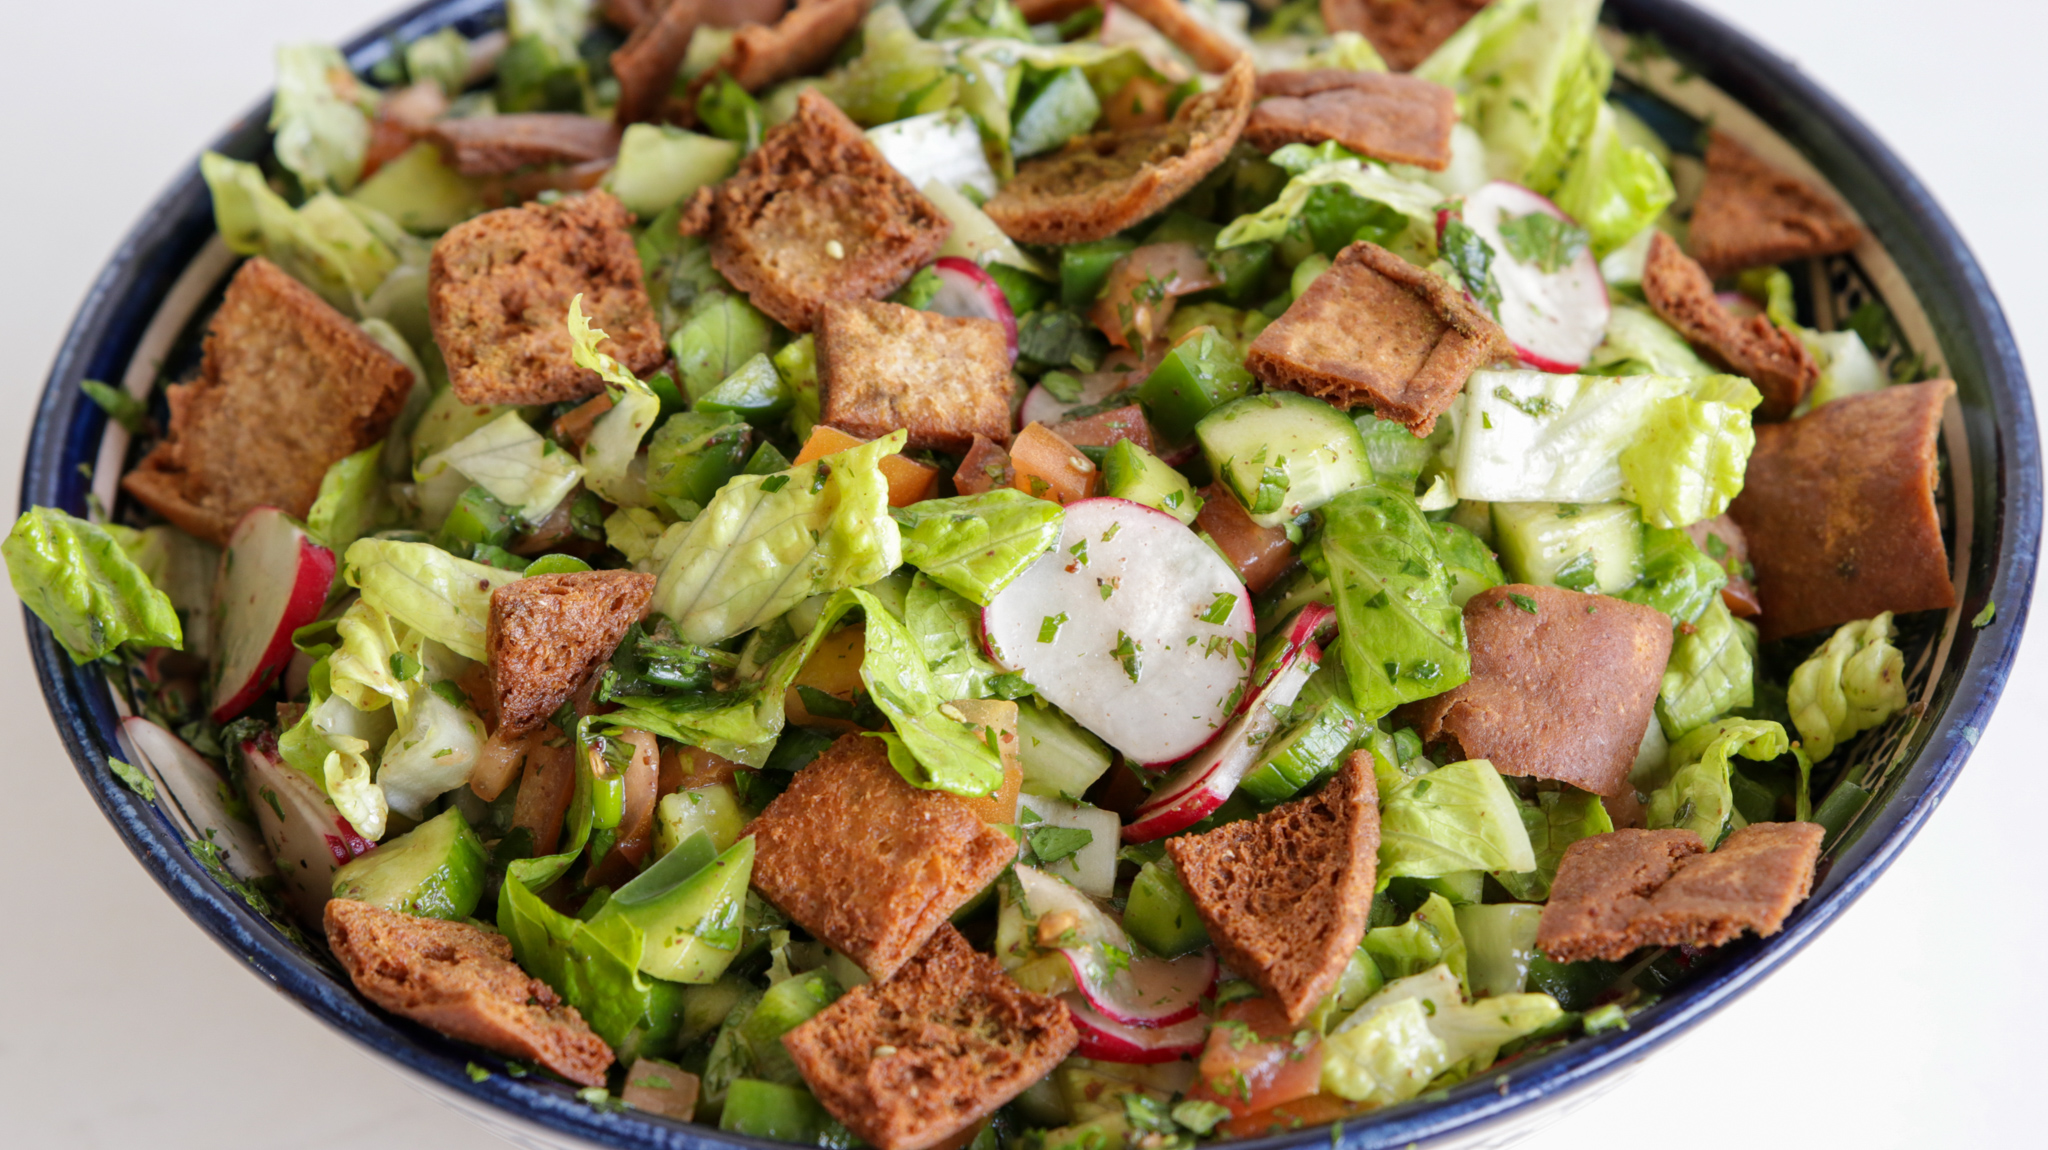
[1586,302,1715,378]
[343,538,522,662]
[651,432,905,645]
[606,506,673,568]
[5,508,182,662]
[270,44,377,192]
[1416,0,1600,189]
[1215,158,1442,262]
[568,296,662,507]
[1322,964,1561,1105]
[903,574,1006,700]
[1618,373,1761,529]
[1551,103,1674,257]
[1615,525,1726,626]
[1364,893,1468,993]
[379,680,487,819]
[855,589,1006,796]
[1646,717,1789,846]
[307,443,390,557]
[1305,487,1470,718]
[1494,788,1612,901]
[1656,596,1756,739]
[201,153,408,312]
[869,111,1000,200]
[891,491,1065,605]
[1788,613,1908,761]
[1376,757,1536,884]
[673,292,778,403]
[499,876,686,1060]
[418,411,584,524]
[1801,328,1886,410]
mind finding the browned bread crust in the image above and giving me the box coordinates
[324,899,614,1086]
[1728,379,1956,642]
[746,734,1019,981]
[1319,0,1490,72]
[614,0,708,126]
[1245,240,1511,435]
[120,257,414,546]
[1641,231,1818,421]
[1165,751,1379,1025]
[1015,0,1095,22]
[426,114,622,177]
[1401,584,1672,798]
[1689,131,1863,276]
[818,299,1015,453]
[678,90,950,333]
[487,570,656,736]
[428,191,665,405]
[684,0,869,111]
[1246,70,1458,170]
[1118,0,1246,74]
[1537,823,1822,961]
[983,59,1254,246]
[782,925,1077,1150]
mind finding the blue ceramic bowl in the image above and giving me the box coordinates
[21,1,2042,1147]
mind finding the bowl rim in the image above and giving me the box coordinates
[18,0,2042,1147]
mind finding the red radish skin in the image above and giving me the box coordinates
[1063,993,1210,1063]
[928,257,1018,359]
[1065,948,1217,1028]
[208,507,335,722]
[239,735,370,930]
[120,716,273,882]
[1442,181,1610,372]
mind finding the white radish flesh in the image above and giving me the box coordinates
[1018,371,1128,429]
[1063,993,1210,1063]
[119,717,273,884]
[209,507,335,722]
[928,257,1018,360]
[239,736,373,931]
[983,498,1253,766]
[1455,180,1610,372]
[1066,948,1216,1029]
[1018,793,1122,898]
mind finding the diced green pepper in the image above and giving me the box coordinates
[1136,328,1255,443]
[695,353,792,420]
[646,410,752,510]
[1124,858,1210,958]
[987,262,1055,317]
[1060,238,1137,309]
[1212,241,1276,305]
[719,1080,857,1147]
[435,485,516,552]
[742,441,792,475]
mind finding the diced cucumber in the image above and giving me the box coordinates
[1212,240,1276,305]
[1196,391,1372,527]
[605,123,740,218]
[646,410,751,510]
[677,975,753,1048]
[1060,238,1137,309]
[1013,67,1102,159]
[655,782,748,856]
[1455,902,1543,997]
[1430,521,1505,607]
[694,353,791,419]
[1123,858,1209,958]
[1101,440,1202,525]
[739,970,842,1085]
[1136,327,1254,443]
[719,1079,857,1147]
[1237,693,1364,803]
[330,807,486,920]
[1017,793,1120,898]
[1016,702,1113,799]
[597,833,755,982]
[1491,501,1643,593]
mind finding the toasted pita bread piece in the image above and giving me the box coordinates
[1689,131,1863,276]
[747,734,1019,981]
[325,899,614,1086]
[984,58,1254,245]
[121,258,414,546]
[1401,584,1672,798]
[1246,69,1458,169]
[1533,828,1703,963]
[1320,0,1490,72]
[1165,751,1379,1025]
[488,571,656,736]
[426,114,622,176]
[684,0,868,113]
[1119,0,1246,74]
[782,925,1077,1150]
[1641,231,1818,420]
[679,90,951,332]
[612,0,707,126]
[818,299,1015,453]
[1728,378,1955,642]
[1245,240,1512,435]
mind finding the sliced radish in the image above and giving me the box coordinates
[120,717,273,883]
[1018,793,1122,898]
[208,507,335,722]
[1123,639,1321,843]
[1064,993,1210,1063]
[1243,602,1335,711]
[982,498,1254,766]
[1446,181,1610,372]
[240,734,372,930]
[1068,949,1216,1029]
[928,256,1018,361]
[1019,370,1128,429]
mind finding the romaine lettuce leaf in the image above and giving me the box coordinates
[5,507,182,663]
[606,506,673,568]
[1431,520,1504,608]
[1494,788,1612,901]
[1584,304,1714,379]
[1377,758,1536,883]
[1322,963,1561,1104]
[1788,613,1908,761]
[378,681,487,819]
[307,443,389,557]
[1615,524,1726,626]
[903,574,1005,700]
[855,588,1004,796]
[1364,893,1468,992]
[418,411,584,524]
[567,295,661,507]
[499,875,687,1061]
[283,670,397,841]
[270,44,377,192]
[891,490,1064,605]
[1551,103,1674,257]
[1646,717,1789,846]
[1801,328,1886,410]
[651,431,905,644]
[1656,596,1756,738]
[1618,374,1760,529]
[107,524,218,616]
[1215,158,1442,260]
[344,538,521,662]
[1415,0,1602,190]
[673,292,778,403]
[1305,487,1469,718]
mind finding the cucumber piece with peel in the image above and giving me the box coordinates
[1123,858,1210,959]
[331,807,487,920]
[1196,390,1372,527]
[1237,692,1364,804]
[595,831,755,983]
[1101,439,1202,525]
[1491,500,1643,593]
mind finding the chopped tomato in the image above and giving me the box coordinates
[1218,1092,1375,1140]
[1194,482,1295,593]
[1188,997,1326,1118]
[793,425,940,506]
[1090,243,1223,348]
[1052,404,1156,453]
[954,434,1015,496]
[1010,422,1099,505]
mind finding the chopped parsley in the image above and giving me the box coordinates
[466,1062,491,1083]
[1038,613,1069,643]
[1973,600,1997,628]
[1101,522,1122,541]
[1493,385,1562,419]
[1070,538,1089,566]
[1113,631,1143,683]
[1498,210,1590,273]
[1028,825,1094,866]
[1506,592,1540,614]
[1098,576,1120,600]
[1440,217,1503,318]
[107,757,155,802]
[389,651,420,682]
[809,462,831,494]
[759,474,790,493]
[1703,531,1729,559]
[1199,592,1238,625]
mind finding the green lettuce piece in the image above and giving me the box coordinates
[640,204,729,332]
[1619,374,1761,529]
[1550,103,1675,257]
[418,410,584,524]
[278,657,397,839]
[1358,412,1437,495]
[1801,328,1886,410]
[499,0,593,112]
[106,524,218,614]
[344,538,521,662]
[1364,893,1468,993]
[1646,718,1789,846]
[1305,487,1469,718]
[855,588,1004,796]
[651,431,905,644]
[773,335,822,442]
[673,292,778,403]
[378,680,486,819]
[1615,525,1726,626]
[1430,521,1504,608]
[270,44,377,192]
[498,876,686,1061]
[1415,0,1602,192]
[5,508,182,662]
[606,507,673,567]
[924,0,1031,41]
[1376,758,1536,885]
[403,27,470,97]
[1302,31,1387,72]
[327,598,413,713]
[201,153,405,312]
[308,443,389,556]
[1494,789,1612,901]
[568,295,662,507]
[812,6,960,127]
[1656,596,1756,739]
[1788,613,1908,761]
[1585,304,1715,378]
[891,491,1064,605]
[1322,964,1560,1104]
[903,574,1005,700]
[1215,159,1442,261]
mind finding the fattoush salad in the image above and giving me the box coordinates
[8,0,1965,1144]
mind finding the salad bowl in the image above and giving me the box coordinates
[19,0,2039,1148]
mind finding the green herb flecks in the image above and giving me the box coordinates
[1440,218,1503,318]
[1113,630,1143,683]
[1493,385,1561,419]
[1038,613,1069,643]
[1200,592,1239,625]
[1028,825,1094,866]
[1498,211,1590,273]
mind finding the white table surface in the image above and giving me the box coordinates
[0,2,2040,1147]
